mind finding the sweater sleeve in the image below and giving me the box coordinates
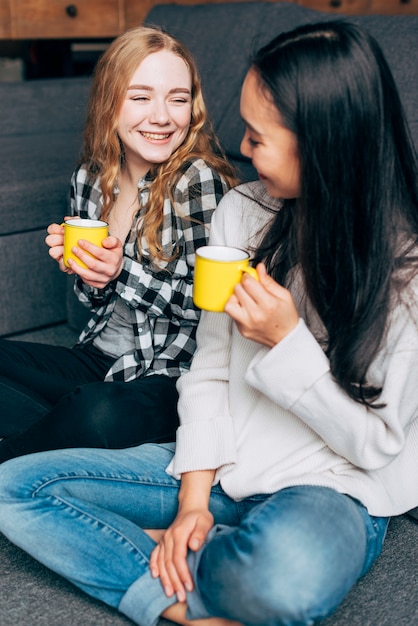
[245,309,418,471]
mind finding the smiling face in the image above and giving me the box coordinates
[240,69,300,199]
[116,49,192,176]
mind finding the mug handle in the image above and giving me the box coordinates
[242,266,259,281]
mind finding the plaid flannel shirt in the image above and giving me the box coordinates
[69,158,229,382]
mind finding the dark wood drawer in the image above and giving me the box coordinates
[12,0,122,39]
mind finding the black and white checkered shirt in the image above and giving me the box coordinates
[70,158,230,382]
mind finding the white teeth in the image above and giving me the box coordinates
[141,132,170,140]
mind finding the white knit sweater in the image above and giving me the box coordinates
[168,182,418,517]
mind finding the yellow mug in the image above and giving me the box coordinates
[62,218,109,269]
[193,245,258,312]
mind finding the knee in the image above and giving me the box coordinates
[201,530,310,618]
[61,383,122,440]
[0,459,28,539]
[0,451,74,546]
[0,456,24,498]
[63,380,178,447]
[199,520,355,624]
[0,450,79,502]
[0,454,47,502]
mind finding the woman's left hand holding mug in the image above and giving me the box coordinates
[225,262,299,347]
[67,235,124,289]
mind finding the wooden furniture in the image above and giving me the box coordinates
[0,0,124,39]
[0,0,417,40]
[298,0,418,14]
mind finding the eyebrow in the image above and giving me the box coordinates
[241,116,262,135]
[127,85,191,95]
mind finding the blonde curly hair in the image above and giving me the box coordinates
[81,25,237,262]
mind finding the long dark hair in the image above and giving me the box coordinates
[251,21,418,406]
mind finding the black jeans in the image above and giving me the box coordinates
[0,339,179,463]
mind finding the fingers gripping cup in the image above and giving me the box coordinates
[193,245,258,312]
[62,219,109,269]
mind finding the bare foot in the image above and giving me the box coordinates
[163,602,242,626]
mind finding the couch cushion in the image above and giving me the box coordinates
[350,15,418,149]
[0,77,91,234]
[0,77,91,335]
[0,229,68,335]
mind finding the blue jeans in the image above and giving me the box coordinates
[0,443,388,626]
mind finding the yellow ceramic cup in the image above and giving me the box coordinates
[62,218,109,269]
[193,245,259,312]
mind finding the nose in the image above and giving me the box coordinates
[240,130,251,158]
[150,100,170,125]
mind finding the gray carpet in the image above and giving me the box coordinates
[1,515,418,625]
[0,532,175,626]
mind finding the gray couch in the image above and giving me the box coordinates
[1,2,417,624]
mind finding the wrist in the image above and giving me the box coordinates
[178,469,215,510]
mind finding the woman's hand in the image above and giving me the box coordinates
[149,469,215,602]
[65,236,124,289]
[224,262,299,347]
[150,507,214,603]
[45,219,72,274]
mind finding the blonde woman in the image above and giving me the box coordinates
[0,26,237,462]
